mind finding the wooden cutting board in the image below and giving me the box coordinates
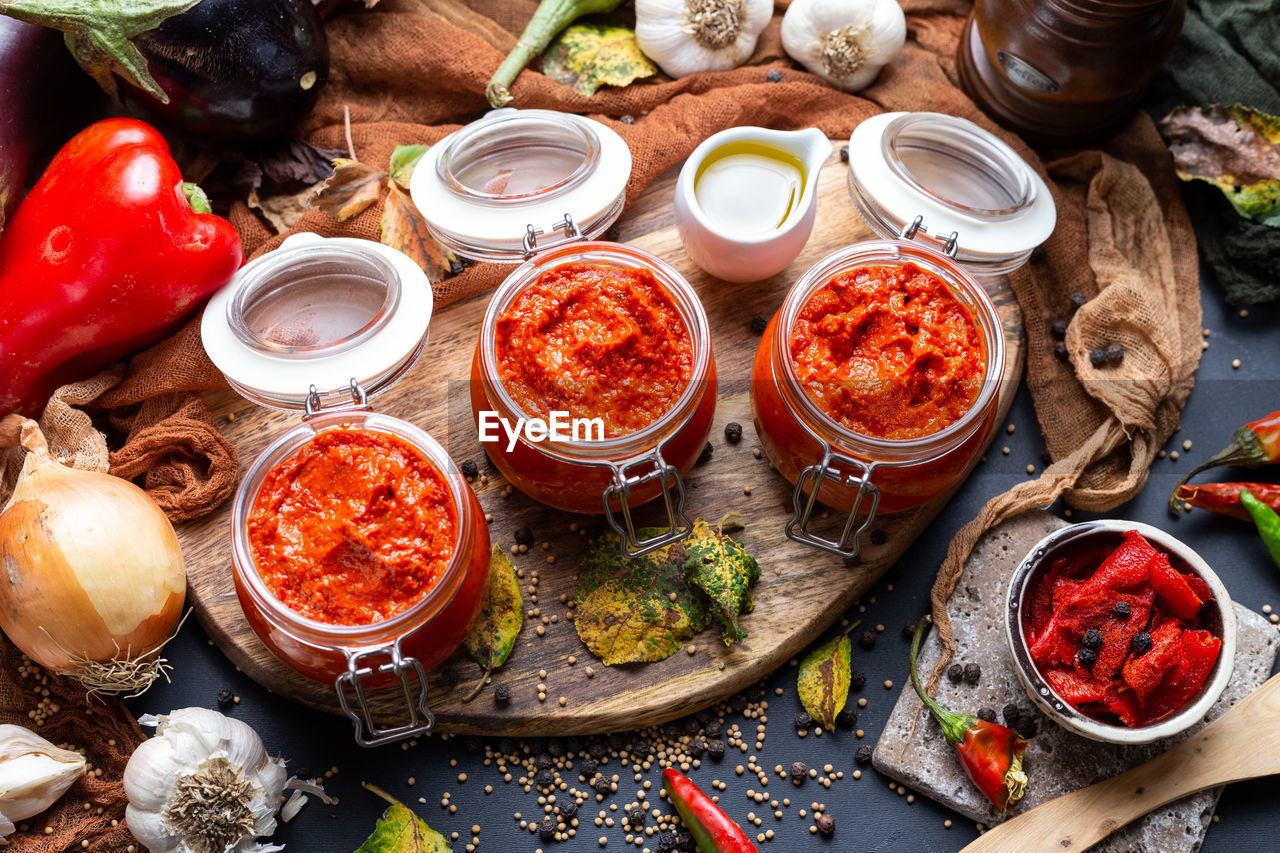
[177,138,1026,735]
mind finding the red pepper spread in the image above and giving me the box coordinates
[1025,530,1222,727]
[248,429,457,626]
[495,262,693,438]
[789,263,985,440]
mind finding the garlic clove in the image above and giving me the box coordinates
[0,725,86,824]
[122,738,183,812]
[123,806,180,852]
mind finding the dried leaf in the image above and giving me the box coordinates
[797,634,852,729]
[574,519,760,665]
[380,184,458,283]
[389,144,430,190]
[253,138,344,186]
[464,545,524,670]
[1161,104,1280,228]
[248,184,320,235]
[314,158,387,221]
[682,518,760,645]
[542,23,657,97]
[574,534,710,665]
[357,784,451,852]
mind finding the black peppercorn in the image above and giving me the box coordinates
[460,459,479,479]
[1089,348,1107,368]
[566,736,582,754]
[579,757,597,775]
[859,630,877,651]
[704,719,723,738]
[963,662,982,684]
[557,799,579,819]
[815,812,835,835]
[594,775,612,794]
[790,761,808,784]
[464,736,482,753]
[795,711,813,731]
[539,815,556,841]
[536,753,554,769]
[439,667,459,686]
[697,441,713,465]
[855,744,873,765]
[1082,628,1103,650]
[1070,291,1088,312]
[749,314,768,334]
[902,619,921,641]
[548,738,566,756]
[835,708,857,729]
[977,707,996,722]
[216,687,234,707]
[1131,632,1153,655]
[850,670,867,691]
[1051,319,1068,340]
[492,682,509,706]
[1002,704,1021,724]
[707,738,726,759]
[657,831,679,852]
[724,421,744,443]
[1114,601,1132,618]
[1105,343,1125,364]
[627,805,646,827]
[663,722,683,739]
[608,733,627,750]
[689,737,706,757]
[676,830,693,849]
[514,526,534,546]
[684,718,701,735]
[1015,716,1037,738]
[839,144,849,163]
[449,257,464,276]
[620,114,636,125]
[529,737,548,754]
[869,528,887,546]
[589,741,608,759]
[631,740,653,757]
[766,69,783,82]
[1077,647,1097,666]
[946,663,964,683]
[1055,340,1070,362]
[536,768,555,787]
[499,737,516,754]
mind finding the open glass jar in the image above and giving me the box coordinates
[751,112,1052,558]
[471,241,717,557]
[201,233,491,746]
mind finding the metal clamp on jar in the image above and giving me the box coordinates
[412,109,717,557]
[202,233,492,746]
[753,112,1055,559]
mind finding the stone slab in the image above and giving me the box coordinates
[873,511,1280,852]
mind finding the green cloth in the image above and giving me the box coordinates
[1145,0,1280,305]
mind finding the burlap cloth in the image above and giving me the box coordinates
[0,0,1199,846]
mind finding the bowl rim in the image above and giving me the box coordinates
[1004,519,1237,745]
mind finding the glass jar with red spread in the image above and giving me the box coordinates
[471,241,717,556]
[752,240,1007,556]
[202,232,491,745]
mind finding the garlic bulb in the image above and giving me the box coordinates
[636,0,774,78]
[0,725,86,841]
[781,0,906,92]
[124,708,287,853]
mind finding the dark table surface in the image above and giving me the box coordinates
[128,257,1280,853]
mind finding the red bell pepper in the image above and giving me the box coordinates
[909,618,1029,813]
[0,117,241,416]
[662,768,759,853]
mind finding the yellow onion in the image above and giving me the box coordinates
[0,415,186,695]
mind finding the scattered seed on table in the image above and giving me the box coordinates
[1182,440,1192,451]
[743,486,752,495]
[752,448,762,459]
[883,680,893,689]
[1170,451,1180,461]
[1002,446,1011,455]
[1233,359,1241,369]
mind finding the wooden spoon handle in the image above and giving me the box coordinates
[959,673,1280,853]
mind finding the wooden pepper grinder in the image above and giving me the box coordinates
[956,0,1186,147]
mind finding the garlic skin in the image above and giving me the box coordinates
[0,725,86,841]
[125,709,287,853]
[636,0,774,79]
[781,0,906,92]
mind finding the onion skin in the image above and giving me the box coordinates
[0,446,186,677]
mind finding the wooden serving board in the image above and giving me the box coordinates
[178,139,1025,735]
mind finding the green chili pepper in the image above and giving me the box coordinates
[1240,489,1280,569]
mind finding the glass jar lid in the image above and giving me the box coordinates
[847,112,1056,275]
[410,109,631,262]
[201,233,433,410]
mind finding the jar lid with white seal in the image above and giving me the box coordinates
[847,111,1056,275]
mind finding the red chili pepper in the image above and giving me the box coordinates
[909,616,1029,813]
[661,768,759,853]
[1175,482,1280,521]
[1171,411,1280,514]
[0,117,242,416]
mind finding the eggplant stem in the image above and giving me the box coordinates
[485,0,624,108]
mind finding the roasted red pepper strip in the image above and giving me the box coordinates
[662,769,759,853]
[909,617,1029,813]
[1171,411,1280,514]
[1147,552,1205,621]
[1175,482,1280,522]
[1143,630,1221,722]
[0,117,242,416]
